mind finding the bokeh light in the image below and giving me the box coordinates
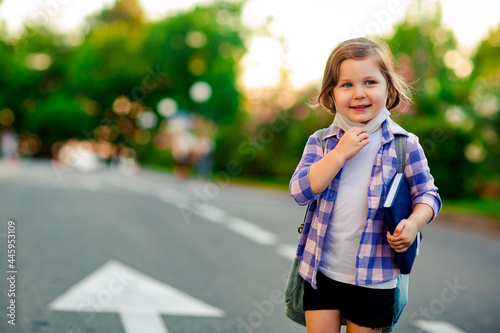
[445,106,467,127]
[0,109,15,126]
[186,30,207,48]
[188,57,207,76]
[136,110,158,129]
[189,81,212,103]
[26,53,52,71]
[133,129,151,145]
[157,98,178,117]
[464,141,487,163]
[113,96,131,116]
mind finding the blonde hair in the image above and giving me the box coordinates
[316,37,412,114]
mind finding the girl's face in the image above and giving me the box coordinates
[333,56,388,124]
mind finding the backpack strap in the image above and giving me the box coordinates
[394,134,421,251]
[395,134,406,174]
[298,128,327,234]
[318,128,327,152]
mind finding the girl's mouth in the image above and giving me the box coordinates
[350,104,371,111]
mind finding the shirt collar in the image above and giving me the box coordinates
[381,117,409,145]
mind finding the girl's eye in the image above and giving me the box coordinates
[341,82,352,88]
[366,80,376,85]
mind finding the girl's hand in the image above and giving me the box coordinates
[334,127,370,162]
[386,219,419,253]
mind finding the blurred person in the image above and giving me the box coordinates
[289,37,441,333]
[193,135,215,179]
[112,146,140,176]
[171,130,196,179]
[1,128,18,166]
[57,140,99,173]
[74,141,99,172]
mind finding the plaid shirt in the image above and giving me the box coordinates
[290,118,441,289]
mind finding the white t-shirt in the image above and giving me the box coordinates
[319,128,397,289]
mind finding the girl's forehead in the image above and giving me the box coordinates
[338,57,384,77]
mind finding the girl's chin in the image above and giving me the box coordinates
[350,115,372,124]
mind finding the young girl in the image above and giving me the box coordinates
[290,37,441,333]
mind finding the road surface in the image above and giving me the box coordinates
[0,161,498,333]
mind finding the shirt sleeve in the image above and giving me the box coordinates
[290,131,325,206]
[404,133,442,221]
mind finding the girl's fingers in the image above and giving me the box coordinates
[394,246,409,253]
[387,231,412,248]
[352,127,367,135]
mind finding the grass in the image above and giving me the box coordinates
[441,198,500,222]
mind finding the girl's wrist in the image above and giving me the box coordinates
[330,148,347,165]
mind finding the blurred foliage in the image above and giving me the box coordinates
[0,0,248,163]
[0,0,499,200]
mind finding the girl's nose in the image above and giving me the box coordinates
[353,85,366,99]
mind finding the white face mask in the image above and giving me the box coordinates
[333,107,390,134]
[332,90,390,135]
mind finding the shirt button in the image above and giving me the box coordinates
[370,185,375,191]
[358,254,363,259]
[367,219,373,224]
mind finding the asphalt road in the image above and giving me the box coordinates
[0,161,498,333]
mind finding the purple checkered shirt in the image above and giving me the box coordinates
[290,118,441,289]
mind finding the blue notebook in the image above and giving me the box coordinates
[383,172,421,274]
[383,134,422,275]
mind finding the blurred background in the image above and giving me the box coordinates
[0,0,499,212]
[0,0,499,332]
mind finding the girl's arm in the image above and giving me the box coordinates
[387,203,434,253]
[309,127,369,194]
[387,132,441,253]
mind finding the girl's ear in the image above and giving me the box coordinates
[386,84,395,106]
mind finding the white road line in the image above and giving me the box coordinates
[414,320,469,333]
[157,189,188,206]
[195,205,228,224]
[276,244,297,261]
[226,217,279,246]
[104,173,293,254]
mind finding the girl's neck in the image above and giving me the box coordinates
[333,108,390,135]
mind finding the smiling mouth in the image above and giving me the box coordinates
[350,104,371,110]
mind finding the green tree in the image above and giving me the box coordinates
[467,23,500,196]
[386,6,477,198]
[138,1,248,169]
[141,1,247,125]
[0,0,250,167]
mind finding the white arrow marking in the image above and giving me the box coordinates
[49,260,225,333]
[120,311,170,333]
[413,320,468,333]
